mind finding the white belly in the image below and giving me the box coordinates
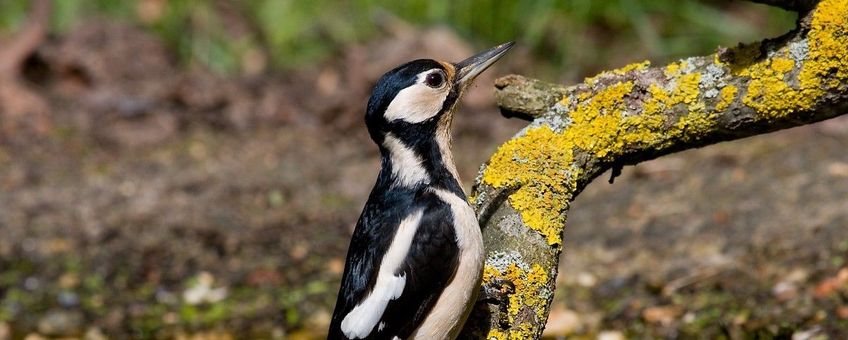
[410,188,484,340]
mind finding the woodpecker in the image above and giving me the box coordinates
[328,42,513,340]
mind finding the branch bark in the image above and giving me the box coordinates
[461,0,847,338]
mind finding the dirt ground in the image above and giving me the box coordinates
[1,19,848,340]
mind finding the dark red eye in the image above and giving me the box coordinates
[425,72,445,88]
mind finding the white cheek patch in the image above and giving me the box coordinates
[341,210,424,339]
[383,73,449,124]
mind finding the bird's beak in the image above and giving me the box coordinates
[454,41,514,88]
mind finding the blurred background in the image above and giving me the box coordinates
[1,0,846,339]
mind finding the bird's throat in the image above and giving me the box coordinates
[434,117,461,188]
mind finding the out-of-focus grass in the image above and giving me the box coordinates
[0,0,795,76]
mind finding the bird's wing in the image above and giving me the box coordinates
[329,198,394,340]
[379,199,460,338]
[329,193,459,339]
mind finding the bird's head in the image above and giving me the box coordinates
[364,42,514,144]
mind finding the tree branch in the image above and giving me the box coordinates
[461,0,847,338]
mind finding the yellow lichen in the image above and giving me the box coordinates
[477,0,847,336]
[802,0,848,84]
[484,67,718,245]
[486,82,642,246]
[487,329,507,340]
[567,81,635,157]
[484,0,848,243]
[584,60,650,84]
[771,58,796,73]
[643,84,669,115]
[483,263,549,339]
[485,323,534,340]
[738,57,805,117]
[674,111,715,142]
[721,0,848,118]
[482,126,576,246]
[612,60,651,75]
[716,85,738,111]
[671,73,702,105]
[664,60,687,78]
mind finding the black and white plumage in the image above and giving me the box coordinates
[328,43,513,340]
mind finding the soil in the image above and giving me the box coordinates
[1,19,847,340]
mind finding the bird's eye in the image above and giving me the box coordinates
[424,72,445,88]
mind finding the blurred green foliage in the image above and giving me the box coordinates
[0,0,794,76]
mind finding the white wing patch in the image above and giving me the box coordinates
[383,133,429,187]
[383,71,449,124]
[341,210,425,339]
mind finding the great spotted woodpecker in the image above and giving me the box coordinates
[328,42,514,340]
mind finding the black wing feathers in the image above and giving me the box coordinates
[329,186,408,340]
[380,197,459,338]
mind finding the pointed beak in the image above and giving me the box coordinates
[454,41,514,87]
